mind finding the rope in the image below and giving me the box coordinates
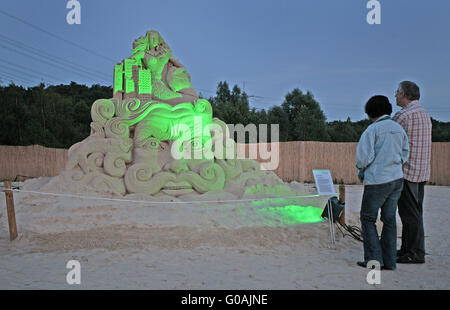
[1,188,321,205]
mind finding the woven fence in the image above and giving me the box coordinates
[1,142,449,185]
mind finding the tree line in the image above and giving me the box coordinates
[207,81,449,143]
[0,81,448,148]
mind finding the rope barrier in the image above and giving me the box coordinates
[2,187,322,205]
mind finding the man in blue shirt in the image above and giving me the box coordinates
[356,95,409,270]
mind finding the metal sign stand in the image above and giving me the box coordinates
[312,169,336,246]
[326,198,336,245]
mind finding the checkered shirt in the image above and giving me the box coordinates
[393,101,432,182]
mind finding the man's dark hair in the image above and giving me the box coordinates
[365,95,393,119]
[399,81,420,100]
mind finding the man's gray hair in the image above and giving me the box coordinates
[398,81,420,101]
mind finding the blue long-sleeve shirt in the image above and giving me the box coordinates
[356,115,409,185]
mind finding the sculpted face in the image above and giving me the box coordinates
[155,139,217,196]
[124,99,227,197]
[126,134,224,197]
[148,30,162,49]
[143,31,172,69]
[118,30,198,106]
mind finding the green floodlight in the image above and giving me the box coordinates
[258,205,325,225]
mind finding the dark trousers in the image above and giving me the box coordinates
[360,178,403,269]
[397,180,426,260]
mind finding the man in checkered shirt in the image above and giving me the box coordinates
[393,81,432,264]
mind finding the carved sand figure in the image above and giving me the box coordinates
[45,30,294,200]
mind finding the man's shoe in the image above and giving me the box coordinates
[357,261,394,270]
[397,250,406,257]
[397,254,425,264]
[357,261,367,268]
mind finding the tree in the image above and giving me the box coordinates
[0,81,447,148]
[281,88,329,141]
[209,81,251,127]
[431,118,450,142]
[267,106,290,142]
[0,82,113,148]
[327,117,359,142]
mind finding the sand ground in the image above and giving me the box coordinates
[0,179,449,289]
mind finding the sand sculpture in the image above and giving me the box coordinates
[47,30,294,200]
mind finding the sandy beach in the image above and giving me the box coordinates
[0,179,449,289]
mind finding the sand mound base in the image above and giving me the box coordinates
[2,182,448,289]
[0,178,336,254]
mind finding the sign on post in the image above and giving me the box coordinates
[312,169,336,196]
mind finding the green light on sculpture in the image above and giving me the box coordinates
[133,100,214,157]
[167,68,193,92]
[114,30,198,105]
[124,59,137,93]
[114,64,124,93]
[138,68,152,94]
[258,205,324,225]
[63,29,307,198]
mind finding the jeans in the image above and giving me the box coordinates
[397,180,426,260]
[360,178,403,269]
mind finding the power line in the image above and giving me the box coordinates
[201,90,446,114]
[0,59,62,82]
[0,70,34,84]
[0,9,116,63]
[0,76,31,84]
[0,68,35,83]
[0,43,111,84]
[0,43,110,84]
[0,34,111,81]
[0,40,111,82]
[0,60,60,82]
[196,88,217,95]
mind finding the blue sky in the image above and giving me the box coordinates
[0,0,449,121]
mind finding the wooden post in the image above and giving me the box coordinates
[339,184,345,226]
[4,181,18,241]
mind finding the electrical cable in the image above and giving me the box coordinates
[0,42,110,84]
[336,221,363,242]
[0,76,32,84]
[0,60,57,82]
[0,59,62,82]
[0,34,111,80]
[0,70,34,84]
[0,9,116,63]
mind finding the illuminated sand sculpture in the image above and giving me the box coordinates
[44,30,298,200]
